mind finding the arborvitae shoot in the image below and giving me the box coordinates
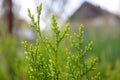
[23,3,100,80]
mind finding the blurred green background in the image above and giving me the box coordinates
[0,0,120,80]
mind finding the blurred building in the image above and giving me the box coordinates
[69,1,120,31]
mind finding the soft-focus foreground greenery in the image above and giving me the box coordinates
[0,3,120,80]
[0,28,25,80]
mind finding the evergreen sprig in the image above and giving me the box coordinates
[23,3,100,80]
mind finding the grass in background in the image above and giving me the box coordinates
[83,26,120,80]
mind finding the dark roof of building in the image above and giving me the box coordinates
[69,1,120,20]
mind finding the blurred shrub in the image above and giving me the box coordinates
[0,27,25,80]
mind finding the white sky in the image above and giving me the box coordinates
[89,0,120,13]
[14,0,120,21]
[14,0,36,21]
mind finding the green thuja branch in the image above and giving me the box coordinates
[23,3,100,80]
[66,25,100,80]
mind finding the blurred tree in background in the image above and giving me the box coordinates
[2,0,14,34]
[1,0,23,34]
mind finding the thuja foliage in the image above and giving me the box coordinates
[23,3,100,80]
